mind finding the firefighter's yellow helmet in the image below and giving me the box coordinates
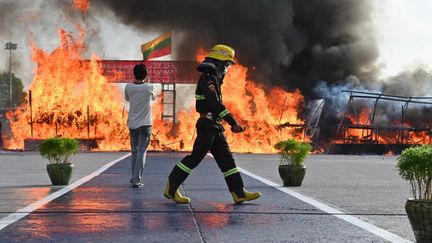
[207,44,235,64]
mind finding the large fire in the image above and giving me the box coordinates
[337,107,431,145]
[3,27,305,153]
[150,52,305,153]
[337,109,376,143]
[4,26,128,151]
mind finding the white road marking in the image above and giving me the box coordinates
[238,167,413,243]
[0,153,131,231]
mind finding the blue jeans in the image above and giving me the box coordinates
[129,126,152,184]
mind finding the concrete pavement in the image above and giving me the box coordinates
[235,154,414,241]
[0,152,414,242]
[0,151,128,216]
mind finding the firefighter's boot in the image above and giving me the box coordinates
[231,188,261,204]
[163,179,190,204]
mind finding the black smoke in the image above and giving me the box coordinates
[93,0,379,96]
[314,68,432,145]
[91,0,381,146]
[0,0,383,147]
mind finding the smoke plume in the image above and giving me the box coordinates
[13,0,431,146]
[2,0,380,102]
[89,0,384,145]
[314,68,432,144]
[0,0,103,86]
[92,0,379,97]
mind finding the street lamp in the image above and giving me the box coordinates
[5,42,17,108]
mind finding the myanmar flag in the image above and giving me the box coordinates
[141,32,172,60]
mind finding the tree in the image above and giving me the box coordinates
[0,71,26,109]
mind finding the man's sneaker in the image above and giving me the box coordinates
[163,180,190,204]
[231,188,261,204]
[133,183,144,188]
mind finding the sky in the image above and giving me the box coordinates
[1,0,432,87]
[373,0,432,78]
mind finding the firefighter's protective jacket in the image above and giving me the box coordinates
[195,61,237,127]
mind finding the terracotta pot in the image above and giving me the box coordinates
[46,163,74,185]
[405,199,432,243]
[278,164,306,187]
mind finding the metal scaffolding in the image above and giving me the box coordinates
[278,99,325,142]
[337,90,432,144]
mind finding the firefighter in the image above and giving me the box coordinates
[163,44,261,204]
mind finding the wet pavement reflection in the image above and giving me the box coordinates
[0,187,56,212]
[0,153,387,242]
[198,202,233,228]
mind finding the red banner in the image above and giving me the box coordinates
[100,60,199,84]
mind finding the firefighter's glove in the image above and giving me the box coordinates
[231,124,245,133]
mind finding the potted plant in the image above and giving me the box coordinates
[39,137,79,185]
[274,139,312,187]
[397,145,432,242]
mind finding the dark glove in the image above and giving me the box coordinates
[231,124,245,133]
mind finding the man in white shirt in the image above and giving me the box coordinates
[125,63,155,187]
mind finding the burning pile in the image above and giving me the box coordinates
[333,90,432,146]
[151,58,306,153]
[4,27,129,150]
[7,0,417,154]
[3,27,306,153]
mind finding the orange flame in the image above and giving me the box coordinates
[337,107,432,145]
[72,0,90,13]
[3,28,306,153]
[149,48,306,153]
[4,26,129,150]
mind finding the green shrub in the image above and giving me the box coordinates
[397,145,432,200]
[274,139,312,166]
[39,137,79,164]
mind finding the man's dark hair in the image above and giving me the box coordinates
[133,63,147,80]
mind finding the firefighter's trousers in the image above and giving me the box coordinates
[168,118,244,193]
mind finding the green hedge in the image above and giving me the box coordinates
[39,137,79,164]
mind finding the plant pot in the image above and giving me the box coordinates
[278,164,306,187]
[405,199,432,243]
[46,163,74,185]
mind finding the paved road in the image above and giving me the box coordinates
[0,151,128,217]
[235,154,414,241]
[0,152,413,242]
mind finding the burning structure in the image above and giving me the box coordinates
[2,1,432,154]
[2,26,312,153]
[330,90,432,154]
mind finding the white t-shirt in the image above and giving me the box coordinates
[125,82,156,129]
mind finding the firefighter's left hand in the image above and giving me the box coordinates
[231,124,245,133]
